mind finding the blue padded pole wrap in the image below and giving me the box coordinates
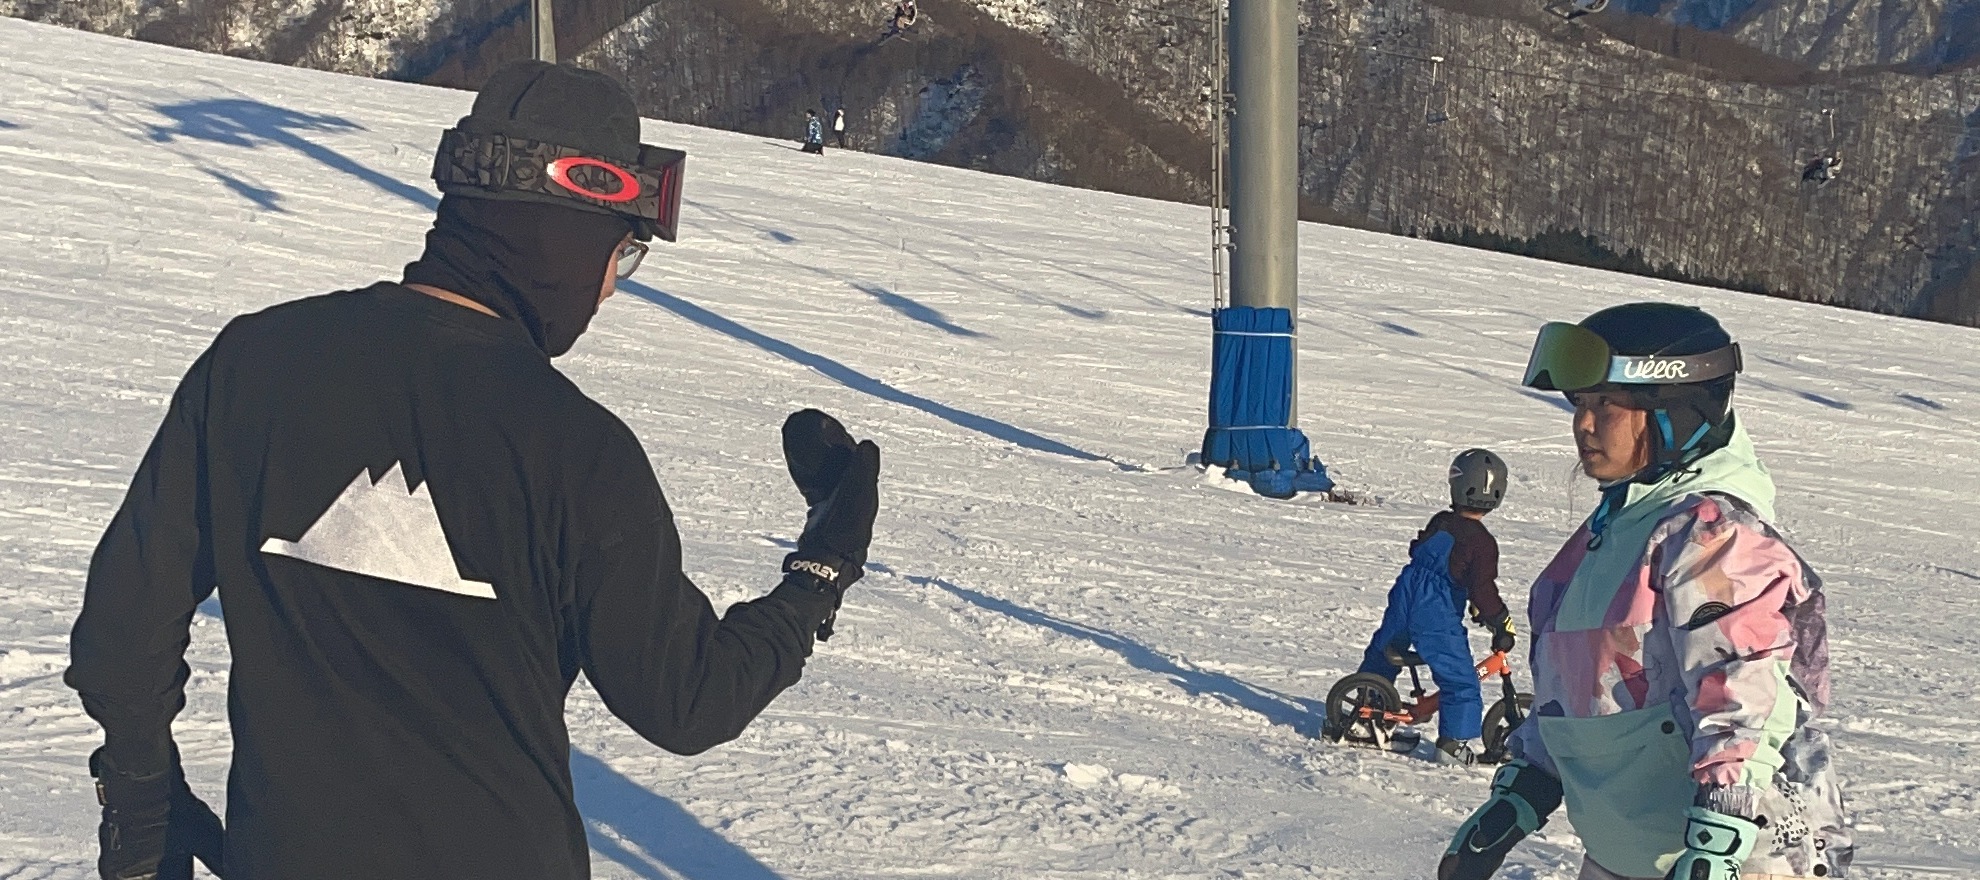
[1202,306,1331,498]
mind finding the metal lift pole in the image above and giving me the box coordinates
[532,0,557,63]
[1227,0,1300,411]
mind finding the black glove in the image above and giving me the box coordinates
[782,409,858,508]
[1437,759,1562,880]
[90,747,226,880]
[780,409,881,639]
[1481,608,1517,654]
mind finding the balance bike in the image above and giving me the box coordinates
[1320,647,1532,763]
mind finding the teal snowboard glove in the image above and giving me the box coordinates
[1665,806,1759,880]
[1437,759,1562,880]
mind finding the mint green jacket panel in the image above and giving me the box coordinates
[1538,707,1695,878]
[1506,421,1847,878]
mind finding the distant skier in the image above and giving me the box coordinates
[67,59,881,880]
[803,108,826,154]
[1438,304,1851,880]
[833,107,849,149]
[1352,449,1516,765]
[885,0,919,37]
[1803,152,1841,186]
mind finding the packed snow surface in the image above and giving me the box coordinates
[3,17,1977,879]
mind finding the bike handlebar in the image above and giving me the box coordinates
[1476,650,1516,679]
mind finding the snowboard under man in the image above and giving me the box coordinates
[66,60,880,880]
[1353,449,1517,765]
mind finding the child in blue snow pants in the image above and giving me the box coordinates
[1355,449,1515,764]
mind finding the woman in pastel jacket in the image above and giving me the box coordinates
[1439,303,1851,880]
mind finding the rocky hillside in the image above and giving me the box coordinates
[8,0,1977,324]
[1624,0,1980,69]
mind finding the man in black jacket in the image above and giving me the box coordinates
[66,60,880,880]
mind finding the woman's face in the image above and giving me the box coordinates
[1569,391,1650,482]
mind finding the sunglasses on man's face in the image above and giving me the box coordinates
[614,239,649,280]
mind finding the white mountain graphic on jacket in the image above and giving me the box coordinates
[261,462,495,599]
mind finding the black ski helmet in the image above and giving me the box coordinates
[1530,302,1742,472]
[1449,448,1508,512]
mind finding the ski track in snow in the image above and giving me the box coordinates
[3,17,1978,879]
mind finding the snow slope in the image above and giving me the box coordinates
[3,17,1978,879]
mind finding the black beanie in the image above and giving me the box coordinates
[406,60,643,356]
[441,60,645,221]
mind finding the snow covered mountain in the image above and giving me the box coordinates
[9,0,1980,327]
[3,18,1979,878]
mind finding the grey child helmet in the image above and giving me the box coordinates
[1449,448,1508,512]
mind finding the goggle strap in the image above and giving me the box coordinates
[433,128,684,240]
[1681,421,1713,451]
[1604,343,1742,386]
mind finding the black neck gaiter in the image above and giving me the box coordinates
[402,196,629,357]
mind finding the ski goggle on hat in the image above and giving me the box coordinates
[432,128,685,242]
[1521,322,1742,392]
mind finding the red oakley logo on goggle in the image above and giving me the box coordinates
[546,157,641,204]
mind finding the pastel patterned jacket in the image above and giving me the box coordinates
[1508,421,1851,878]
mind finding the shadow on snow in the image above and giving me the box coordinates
[146,98,438,212]
[921,574,1323,737]
[572,750,785,880]
[850,282,986,338]
[621,281,1136,469]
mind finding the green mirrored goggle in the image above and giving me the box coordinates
[1522,322,1742,392]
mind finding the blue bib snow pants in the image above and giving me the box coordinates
[1355,530,1483,741]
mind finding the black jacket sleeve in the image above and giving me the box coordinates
[1457,525,1505,623]
[571,427,837,756]
[66,347,219,774]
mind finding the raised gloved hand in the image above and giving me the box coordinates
[1437,759,1562,880]
[90,747,225,880]
[1481,608,1517,654]
[1664,806,1759,880]
[780,409,880,639]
